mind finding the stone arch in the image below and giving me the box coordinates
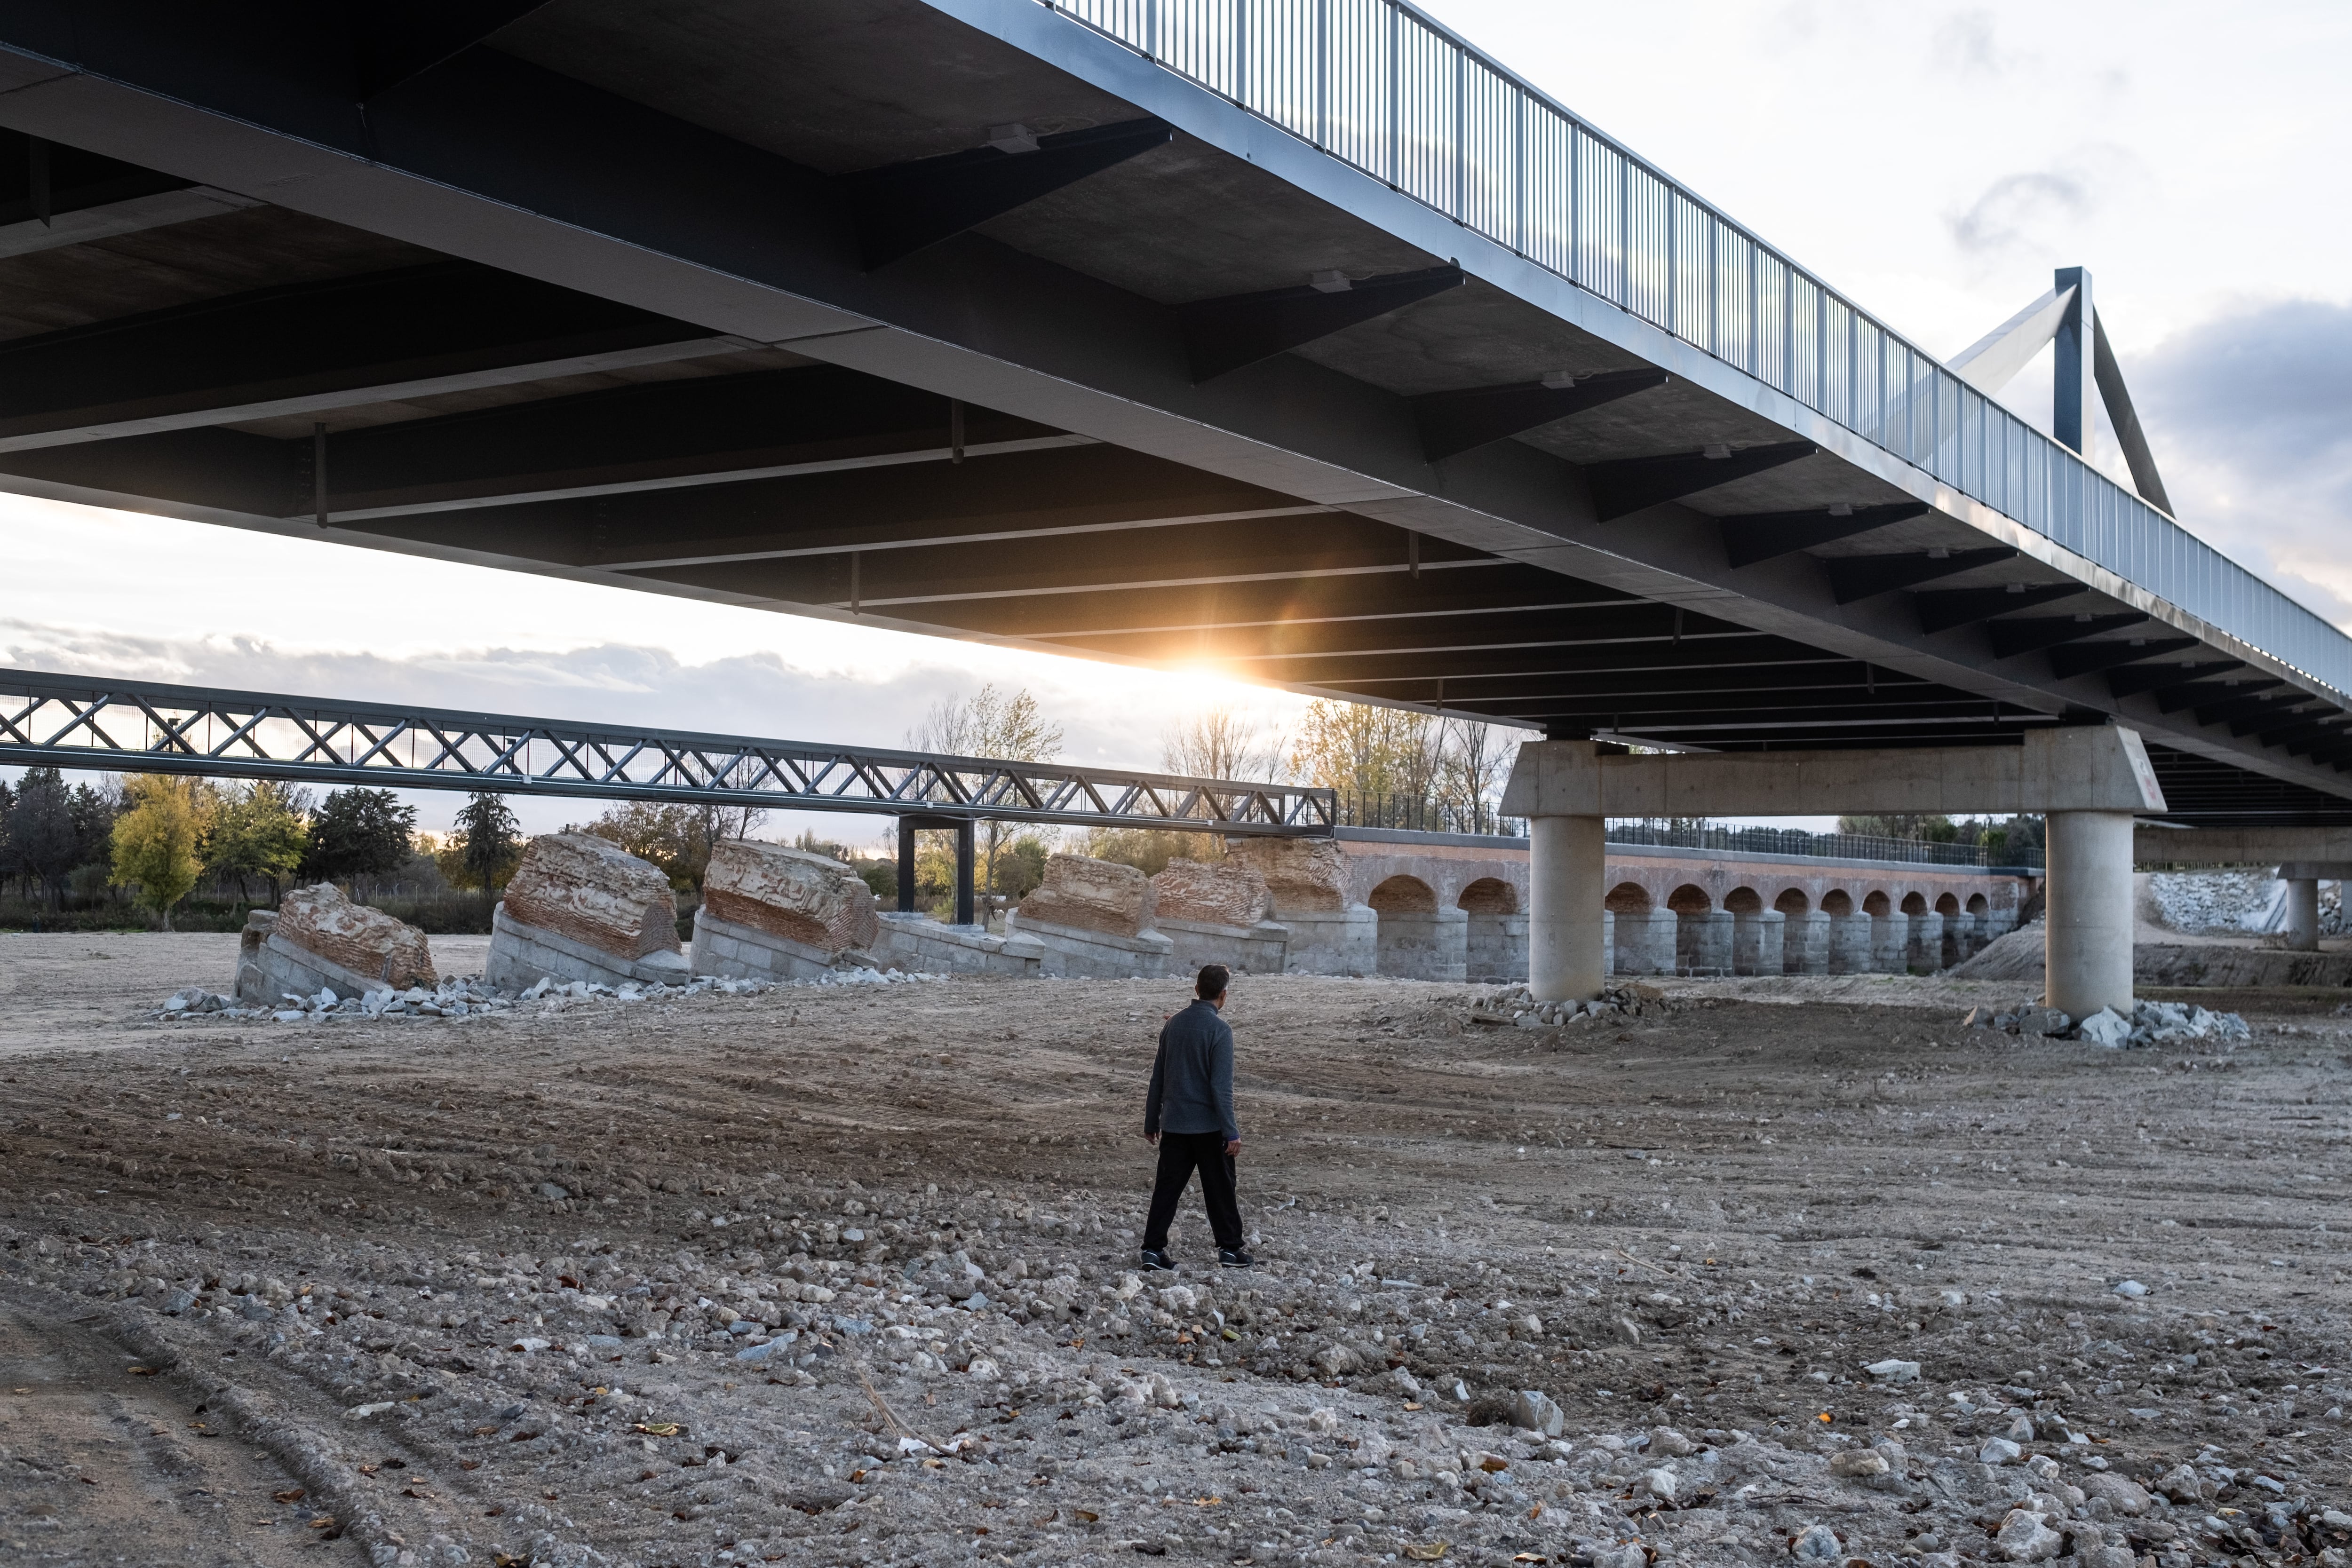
[1367,875,1460,981]
[1899,890,1929,916]
[1456,878,1522,983]
[1668,884,1724,976]
[1862,889,1892,916]
[1773,887,1812,915]
[1934,892,1961,915]
[1667,883,1713,914]
[1605,882,1653,914]
[1723,886,1764,913]
[1369,875,1437,913]
[1820,888,1854,916]
[1966,892,1989,914]
[1457,877,1518,914]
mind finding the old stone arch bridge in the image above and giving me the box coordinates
[1321,829,2030,985]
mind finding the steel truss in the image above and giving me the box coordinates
[0,669,1334,836]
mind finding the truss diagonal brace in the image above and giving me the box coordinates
[1823,547,2016,604]
[846,119,1174,269]
[1181,265,1463,383]
[1719,500,1930,568]
[1411,368,1667,462]
[1584,441,1816,523]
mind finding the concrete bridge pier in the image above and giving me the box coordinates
[1906,912,1945,974]
[1826,912,1873,974]
[1507,726,2163,1014]
[1678,909,1734,976]
[2283,875,2321,952]
[1527,815,1608,1002]
[2047,811,2137,1018]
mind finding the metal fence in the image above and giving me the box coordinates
[1039,0,2352,700]
[0,669,1336,836]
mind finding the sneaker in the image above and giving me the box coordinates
[1218,1247,1255,1269]
[1139,1248,1177,1272]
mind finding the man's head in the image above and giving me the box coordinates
[1195,963,1231,1004]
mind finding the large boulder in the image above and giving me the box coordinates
[275,883,436,988]
[1224,836,1351,913]
[1151,857,1271,929]
[701,839,880,955]
[1015,854,1157,939]
[500,833,680,960]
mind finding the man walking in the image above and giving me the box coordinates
[1139,963,1251,1270]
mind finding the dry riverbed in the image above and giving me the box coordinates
[1,932,2349,1568]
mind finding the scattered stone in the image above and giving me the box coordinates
[2155,1464,2202,1503]
[1828,1449,1890,1478]
[2075,1007,2130,1047]
[2112,1279,2148,1298]
[1979,1436,2022,1465]
[1638,1466,1678,1503]
[1647,1426,1696,1457]
[1993,1508,2063,1561]
[1790,1523,1842,1560]
[1863,1358,1920,1383]
[1509,1389,1563,1437]
[2080,1473,2152,1516]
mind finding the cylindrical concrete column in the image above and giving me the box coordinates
[1528,815,1606,1001]
[2283,877,2320,952]
[2046,809,2135,1019]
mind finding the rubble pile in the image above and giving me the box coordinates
[2145,870,2344,935]
[1963,998,2250,1048]
[1470,980,1676,1027]
[158,964,937,1023]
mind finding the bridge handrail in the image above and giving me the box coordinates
[0,669,1336,836]
[1038,0,2352,701]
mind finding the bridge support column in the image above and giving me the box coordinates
[1527,814,1606,1002]
[1678,909,1733,976]
[1868,914,1907,974]
[896,814,977,927]
[1906,913,1945,974]
[1785,911,1829,975]
[1732,909,1784,976]
[1826,912,1872,974]
[2283,877,2320,952]
[1601,911,1615,978]
[2047,810,2134,1019]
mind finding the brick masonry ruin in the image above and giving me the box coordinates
[1148,856,1289,975]
[1224,837,1376,977]
[487,833,691,990]
[234,882,437,1005]
[1005,854,1172,978]
[691,839,883,982]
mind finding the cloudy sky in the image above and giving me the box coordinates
[4,0,2345,837]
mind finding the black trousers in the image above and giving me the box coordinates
[1142,1131,1244,1253]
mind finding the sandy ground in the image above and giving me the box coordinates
[2,932,2349,1568]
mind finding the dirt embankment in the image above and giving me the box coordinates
[1,934,2347,1568]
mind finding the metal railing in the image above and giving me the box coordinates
[1039,0,2352,700]
[0,669,1336,836]
[1339,790,1521,837]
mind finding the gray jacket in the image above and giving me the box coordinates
[1144,999,1238,1143]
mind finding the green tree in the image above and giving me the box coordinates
[452,792,523,898]
[110,774,207,929]
[303,787,419,888]
[572,800,767,894]
[908,684,1064,896]
[4,766,80,910]
[204,780,312,902]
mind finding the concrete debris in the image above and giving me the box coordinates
[1863,1357,1920,1383]
[1962,997,2248,1047]
[2145,869,2344,935]
[1472,981,1672,1028]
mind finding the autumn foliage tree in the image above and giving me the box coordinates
[109,775,208,929]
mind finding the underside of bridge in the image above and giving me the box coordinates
[0,0,2344,826]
